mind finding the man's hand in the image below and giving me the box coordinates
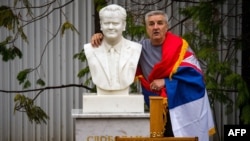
[150,79,165,91]
[91,33,103,47]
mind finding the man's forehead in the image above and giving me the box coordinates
[147,15,165,21]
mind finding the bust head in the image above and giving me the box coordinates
[99,4,127,45]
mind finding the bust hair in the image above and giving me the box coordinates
[99,4,127,21]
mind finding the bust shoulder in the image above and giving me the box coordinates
[83,43,100,57]
[83,43,92,50]
[123,38,142,52]
[83,43,104,54]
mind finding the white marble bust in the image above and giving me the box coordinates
[84,4,142,95]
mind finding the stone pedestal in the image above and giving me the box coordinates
[72,93,147,140]
[72,109,150,141]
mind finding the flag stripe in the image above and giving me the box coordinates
[166,66,205,109]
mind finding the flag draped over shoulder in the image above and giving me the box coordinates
[136,32,215,141]
[166,54,216,141]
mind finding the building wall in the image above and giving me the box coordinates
[0,0,93,141]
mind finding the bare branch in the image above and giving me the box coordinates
[0,83,94,93]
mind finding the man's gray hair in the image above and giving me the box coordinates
[99,4,127,21]
[145,10,169,25]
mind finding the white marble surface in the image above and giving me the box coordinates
[82,93,144,113]
[72,109,150,118]
[72,109,150,141]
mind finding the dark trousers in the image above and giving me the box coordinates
[164,108,174,137]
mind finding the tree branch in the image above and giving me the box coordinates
[0,83,94,93]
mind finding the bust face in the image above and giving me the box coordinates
[100,14,125,42]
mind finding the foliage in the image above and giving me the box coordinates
[0,0,77,124]
[123,12,146,41]
[14,93,49,124]
[180,1,250,124]
[94,0,107,11]
[0,6,23,61]
[73,50,97,92]
[61,21,80,36]
[0,36,22,61]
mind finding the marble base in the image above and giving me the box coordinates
[72,109,150,141]
[82,93,144,113]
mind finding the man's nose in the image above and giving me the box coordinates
[153,23,159,29]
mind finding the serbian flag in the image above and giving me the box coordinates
[166,51,216,141]
[136,32,215,140]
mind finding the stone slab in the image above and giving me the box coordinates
[82,93,144,113]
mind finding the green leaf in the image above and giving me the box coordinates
[23,0,33,15]
[36,78,45,86]
[17,68,32,84]
[18,27,28,43]
[0,6,19,31]
[14,94,49,124]
[61,21,79,36]
[23,80,31,89]
[77,67,89,78]
[14,93,22,102]
[0,44,23,61]
[240,105,250,124]
[73,50,86,62]
[9,46,23,60]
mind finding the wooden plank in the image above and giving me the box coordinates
[115,136,198,141]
